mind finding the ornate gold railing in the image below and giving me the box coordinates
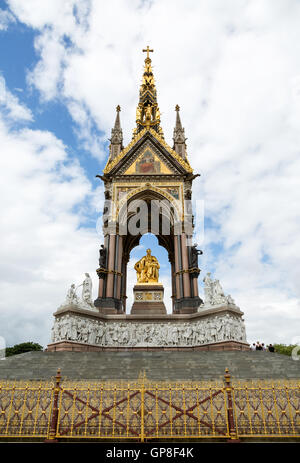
[232,379,300,438]
[0,370,299,441]
[0,379,54,438]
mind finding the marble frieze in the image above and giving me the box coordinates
[50,310,247,348]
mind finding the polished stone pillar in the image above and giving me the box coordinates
[173,233,203,314]
[95,233,122,313]
[98,277,104,299]
[120,254,129,313]
[181,233,191,298]
[116,235,123,300]
[171,260,176,313]
[106,234,116,298]
[193,277,199,297]
[174,235,182,300]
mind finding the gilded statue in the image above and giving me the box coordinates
[145,105,152,121]
[134,249,160,283]
[136,106,141,121]
[155,107,161,121]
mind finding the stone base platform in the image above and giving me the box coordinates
[49,303,248,352]
[1,351,300,380]
[47,339,249,352]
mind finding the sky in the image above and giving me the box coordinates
[0,0,300,349]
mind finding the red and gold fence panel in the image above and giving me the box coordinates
[0,371,299,441]
[56,379,142,439]
[0,380,54,438]
[54,376,231,440]
[142,380,230,440]
[53,376,231,440]
[232,380,300,438]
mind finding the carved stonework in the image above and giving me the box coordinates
[51,313,247,347]
[58,274,98,313]
[131,283,166,315]
[202,273,235,307]
[99,244,107,269]
[190,244,203,269]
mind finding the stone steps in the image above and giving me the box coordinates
[0,351,299,381]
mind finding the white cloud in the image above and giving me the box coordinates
[0,77,100,347]
[0,75,33,122]
[2,0,300,346]
[0,7,15,30]
[7,0,83,31]
[26,29,66,102]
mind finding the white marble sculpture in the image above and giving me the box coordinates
[78,273,93,305]
[65,284,79,305]
[58,273,97,312]
[76,273,97,310]
[51,313,247,347]
[202,272,235,306]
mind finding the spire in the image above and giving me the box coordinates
[113,104,121,131]
[109,105,123,159]
[173,104,187,159]
[175,104,182,130]
[134,46,164,138]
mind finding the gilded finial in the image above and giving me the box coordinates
[134,47,162,134]
[116,105,121,112]
[142,45,154,60]
[175,104,180,112]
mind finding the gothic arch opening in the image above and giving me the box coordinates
[118,187,181,250]
[127,233,172,314]
[114,189,178,313]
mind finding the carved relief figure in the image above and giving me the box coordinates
[78,273,93,305]
[212,280,226,303]
[136,106,142,121]
[203,273,213,305]
[65,284,79,305]
[51,313,247,348]
[203,272,236,307]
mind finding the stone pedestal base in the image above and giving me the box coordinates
[131,284,167,315]
[47,339,250,352]
[48,303,249,351]
[173,296,203,314]
[94,297,123,314]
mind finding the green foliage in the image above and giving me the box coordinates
[273,344,297,356]
[6,342,43,357]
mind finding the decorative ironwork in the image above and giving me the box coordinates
[0,380,54,438]
[0,371,299,441]
[232,379,300,438]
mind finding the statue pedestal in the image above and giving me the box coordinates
[130,283,167,315]
[47,304,249,352]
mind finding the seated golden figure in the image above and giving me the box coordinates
[134,248,160,283]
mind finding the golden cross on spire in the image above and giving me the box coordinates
[142,46,153,59]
